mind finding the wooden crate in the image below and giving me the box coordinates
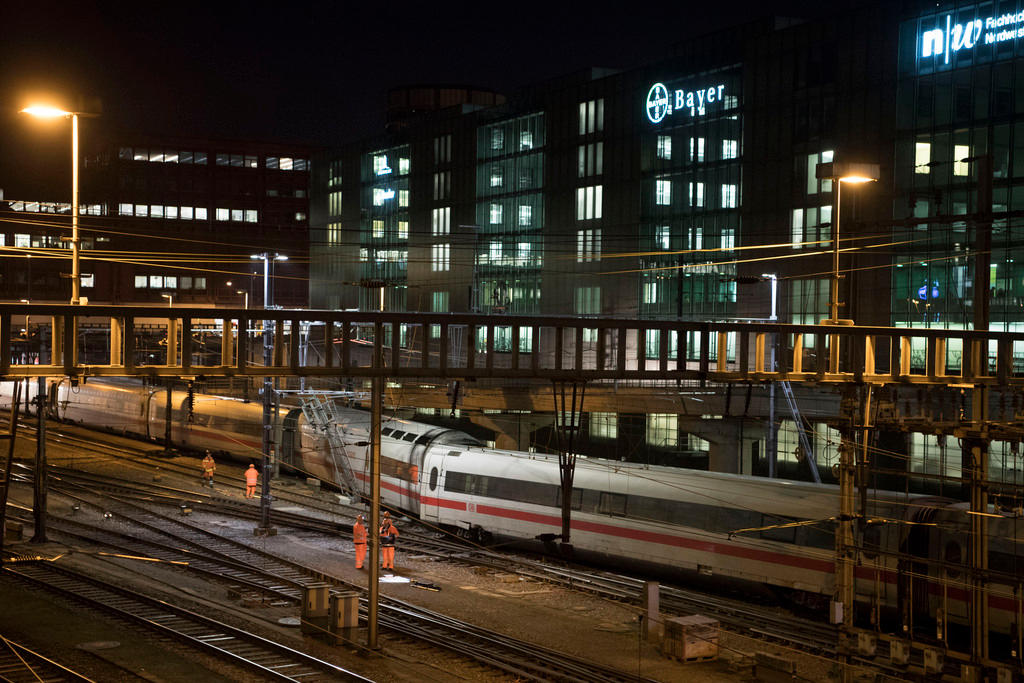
[661,615,719,662]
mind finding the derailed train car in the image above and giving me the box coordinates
[4,379,1022,644]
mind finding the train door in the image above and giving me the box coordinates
[898,505,939,637]
[280,408,303,468]
[420,447,444,523]
[144,389,161,439]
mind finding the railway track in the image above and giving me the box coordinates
[8,477,663,682]
[2,562,370,682]
[0,634,97,682]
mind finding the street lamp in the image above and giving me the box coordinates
[249,253,288,309]
[161,293,173,307]
[236,289,248,309]
[815,161,880,325]
[20,105,86,305]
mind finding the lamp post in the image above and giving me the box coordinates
[20,106,86,305]
[161,293,173,307]
[814,161,880,325]
[237,290,248,309]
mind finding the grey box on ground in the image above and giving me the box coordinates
[661,615,719,661]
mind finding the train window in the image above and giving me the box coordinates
[555,487,583,511]
[804,522,836,550]
[862,522,882,559]
[402,433,417,442]
[944,541,962,578]
[415,434,432,445]
[598,492,627,517]
[759,515,796,544]
[990,550,1022,578]
[390,430,406,440]
[381,428,393,436]
[447,450,461,457]
[429,467,438,491]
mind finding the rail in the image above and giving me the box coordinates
[3,304,1024,387]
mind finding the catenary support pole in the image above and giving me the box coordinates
[368,328,382,649]
[31,377,47,543]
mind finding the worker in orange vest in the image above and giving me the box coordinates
[379,511,399,572]
[244,463,259,498]
[201,450,216,487]
[352,514,368,569]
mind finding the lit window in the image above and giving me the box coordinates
[231,209,243,222]
[244,209,257,223]
[180,151,193,164]
[578,99,605,135]
[577,142,604,177]
[791,209,804,248]
[266,156,279,169]
[165,206,178,219]
[216,153,229,166]
[722,228,735,251]
[590,412,618,439]
[433,171,450,199]
[655,180,672,206]
[721,184,738,209]
[431,207,450,235]
[574,286,601,314]
[230,154,243,167]
[119,147,132,160]
[489,241,502,263]
[181,277,192,289]
[399,157,411,175]
[134,275,148,288]
[431,243,450,272]
[518,205,532,227]
[133,149,148,161]
[490,203,503,225]
[689,226,703,250]
[194,278,206,289]
[647,413,678,446]
[643,281,659,304]
[195,207,208,220]
[576,228,601,262]
[216,208,229,221]
[432,290,449,312]
[915,142,931,174]
[399,189,409,207]
[490,167,503,187]
[689,137,705,162]
[149,275,163,288]
[15,234,29,247]
[245,155,257,168]
[576,185,603,220]
[954,144,970,176]
[279,157,293,170]
[491,129,504,151]
[135,204,148,217]
[520,131,533,149]
[398,221,409,239]
[808,151,834,194]
[165,276,178,289]
[689,182,705,208]
[656,225,671,249]
[150,150,164,163]
[657,135,672,160]
[722,139,738,159]
[372,219,384,238]
[118,203,133,216]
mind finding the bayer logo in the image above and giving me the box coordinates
[646,83,671,124]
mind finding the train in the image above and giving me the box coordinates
[3,377,1023,648]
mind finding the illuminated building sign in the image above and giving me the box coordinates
[645,82,726,124]
[918,6,1024,67]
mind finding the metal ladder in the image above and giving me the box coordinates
[296,393,361,496]
[779,380,821,483]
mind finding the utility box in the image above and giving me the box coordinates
[995,666,1015,683]
[661,615,719,662]
[922,648,943,674]
[301,583,331,636]
[856,632,877,657]
[328,591,360,645]
[3,520,23,542]
[959,664,980,683]
[889,640,910,666]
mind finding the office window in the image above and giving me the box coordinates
[433,171,450,200]
[807,150,834,194]
[135,204,148,217]
[520,131,533,150]
[690,137,705,162]
[576,228,601,262]
[518,205,532,227]
[216,153,230,166]
[181,277,192,289]
[915,142,931,174]
[434,134,452,164]
[398,221,409,240]
[578,99,605,135]
[722,139,738,159]
[656,225,671,249]
[399,157,411,175]
[590,412,618,439]
[722,228,735,251]
[721,184,738,208]
[432,290,449,312]
[399,189,409,207]
[954,144,970,176]
[432,207,450,235]
[491,129,505,151]
[689,182,705,208]
[655,179,671,206]
[231,209,243,222]
[149,275,163,288]
[194,277,206,289]
[165,206,178,220]
[118,203,133,215]
[574,285,601,314]
[689,225,703,250]
[164,276,178,289]
[372,219,384,238]
[489,203,503,225]
[244,155,257,168]
[576,185,603,220]
[647,413,678,447]
[577,142,604,177]
[643,280,659,304]
[195,207,208,220]
[657,135,672,160]
[14,234,29,248]
[488,241,502,263]
[134,275,148,288]
[279,157,294,170]
[431,244,450,272]
[152,205,166,218]
[215,208,229,221]
[791,209,804,248]
[490,166,503,187]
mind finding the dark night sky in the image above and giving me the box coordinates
[0,0,839,198]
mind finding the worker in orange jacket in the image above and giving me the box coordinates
[244,463,259,498]
[201,450,216,487]
[379,511,399,572]
[352,514,368,569]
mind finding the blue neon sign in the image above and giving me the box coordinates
[645,81,726,124]
[918,6,1024,68]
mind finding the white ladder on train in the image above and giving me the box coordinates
[297,394,360,496]
[779,380,821,483]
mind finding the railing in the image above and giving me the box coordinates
[3,304,1024,387]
